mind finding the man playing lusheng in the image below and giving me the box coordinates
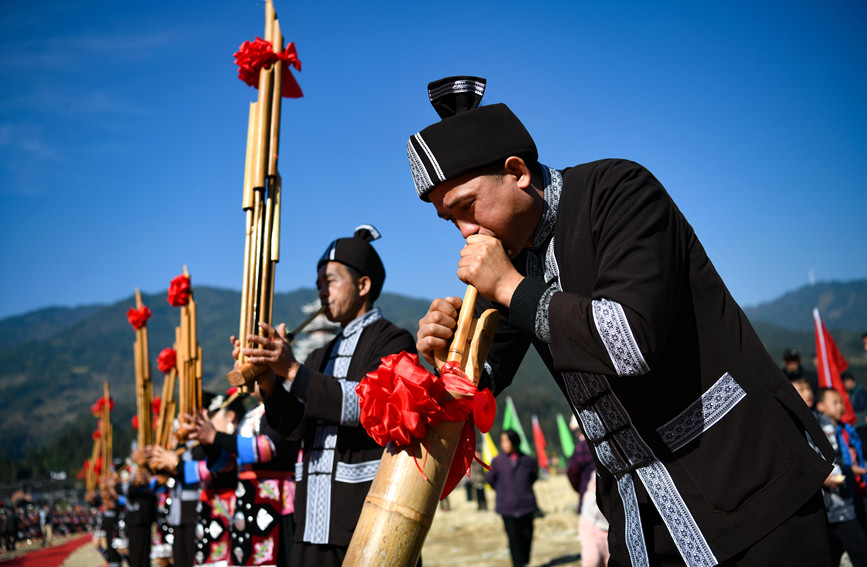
[409,76,835,567]
[240,225,416,567]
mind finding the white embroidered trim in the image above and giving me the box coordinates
[636,461,718,567]
[563,371,717,567]
[334,460,380,484]
[294,461,303,483]
[428,79,485,101]
[562,371,591,406]
[618,473,649,567]
[413,133,445,183]
[532,165,561,248]
[304,468,331,544]
[657,372,746,452]
[592,299,650,376]
[339,379,360,426]
[304,424,337,544]
[407,139,433,196]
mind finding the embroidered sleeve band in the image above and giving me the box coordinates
[591,299,650,376]
[339,379,361,426]
[656,372,746,452]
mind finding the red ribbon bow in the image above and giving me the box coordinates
[91,397,114,416]
[152,397,162,416]
[127,305,151,330]
[131,415,139,430]
[356,352,496,499]
[157,348,177,374]
[167,274,191,307]
[234,37,303,98]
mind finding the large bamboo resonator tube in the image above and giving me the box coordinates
[344,286,500,566]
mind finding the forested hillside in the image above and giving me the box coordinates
[2,279,865,487]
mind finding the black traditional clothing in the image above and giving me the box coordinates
[182,443,235,566]
[169,443,205,567]
[263,307,416,561]
[210,403,299,567]
[124,480,156,567]
[476,160,834,566]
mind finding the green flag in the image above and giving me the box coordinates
[556,413,576,458]
[502,396,532,454]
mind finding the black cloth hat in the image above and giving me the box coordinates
[407,76,538,201]
[201,390,218,413]
[318,225,385,301]
[783,348,801,361]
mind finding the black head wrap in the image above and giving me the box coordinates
[317,224,386,301]
[407,76,538,201]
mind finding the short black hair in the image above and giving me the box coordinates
[816,388,840,404]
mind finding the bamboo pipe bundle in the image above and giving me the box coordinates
[101,381,113,481]
[156,368,177,449]
[86,436,101,494]
[132,289,154,449]
[228,1,286,387]
[344,287,500,566]
[174,266,202,443]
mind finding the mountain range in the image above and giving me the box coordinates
[1,279,865,486]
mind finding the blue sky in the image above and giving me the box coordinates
[1,0,865,321]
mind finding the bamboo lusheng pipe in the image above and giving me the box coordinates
[238,102,259,364]
[344,286,500,566]
[86,436,101,494]
[229,4,287,387]
[252,2,276,190]
[268,19,284,179]
[229,304,327,386]
[101,381,113,482]
[174,269,202,444]
[156,369,176,449]
[133,289,153,449]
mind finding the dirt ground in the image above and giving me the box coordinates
[422,472,583,567]
[19,478,858,567]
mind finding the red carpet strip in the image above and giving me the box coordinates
[0,534,92,567]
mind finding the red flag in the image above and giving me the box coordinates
[814,308,854,425]
[531,415,549,469]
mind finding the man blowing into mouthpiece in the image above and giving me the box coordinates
[409,76,835,567]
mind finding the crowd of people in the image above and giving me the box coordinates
[82,226,416,567]
[0,501,96,553]
[786,337,867,567]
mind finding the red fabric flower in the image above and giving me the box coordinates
[91,396,115,415]
[356,352,446,447]
[127,305,152,330]
[157,348,177,374]
[356,353,496,499]
[92,429,100,440]
[233,37,303,98]
[167,274,191,307]
[93,457,102,476]
[152,397,161,416]
[226,387,239,397]
[131,415,139,430]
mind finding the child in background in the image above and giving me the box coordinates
[814,387,867,567]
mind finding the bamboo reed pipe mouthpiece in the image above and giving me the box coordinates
[446,286,478,364]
